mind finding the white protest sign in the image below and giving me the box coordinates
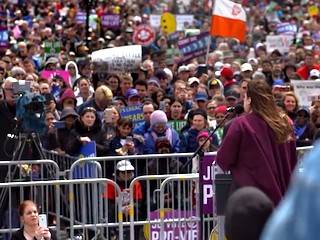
[150,14,194,31]
[91,45,142,73]
[291,80,320,107]
[266,35,294,54]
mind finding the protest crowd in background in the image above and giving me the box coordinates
[0,0,320,238]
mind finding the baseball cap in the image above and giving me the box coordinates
[195,92,208,102]
[125,88,140,99]
[220,67,234,80]
[241,63,253,72]
[310,69,320,78]
[178,65,190,73]
[209,79,221,88]
[188,77,200,86]
[45,57,59,66]
[116,160,135,171]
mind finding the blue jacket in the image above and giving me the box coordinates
[180,128,200,153]
[261,142,320,240]
[143,127,180,154]
[133,121,150,136]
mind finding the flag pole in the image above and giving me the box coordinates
[205,0,217,65]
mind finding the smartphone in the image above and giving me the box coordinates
[53,121,66,129]
[38,214,48,228]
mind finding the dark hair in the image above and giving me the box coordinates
[80,107,97,116]
[118,118,133,129]
[19,200,38,216]
[134,79,148,89]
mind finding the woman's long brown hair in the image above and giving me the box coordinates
[247,80,293,143]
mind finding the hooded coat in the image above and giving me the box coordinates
[66,113,107,157]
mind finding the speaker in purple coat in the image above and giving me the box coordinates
[217,79,297,206]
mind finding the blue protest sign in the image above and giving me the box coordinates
[73,141,97,179]
[178,32,210,63]
[76,11,86,24]
[120,105,144,124]
[276,23,297,35]
[0,30,9,48]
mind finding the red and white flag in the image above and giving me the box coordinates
[210,0,246,42]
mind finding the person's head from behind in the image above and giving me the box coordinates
[246,80,293,143]
[19,200,39,227]
[95,85,113,110]
[225,187,274,240]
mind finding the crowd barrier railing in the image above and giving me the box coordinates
[0,178,124,240]
[159,174,200,240]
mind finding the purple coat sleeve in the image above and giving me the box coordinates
[216,118,242,171]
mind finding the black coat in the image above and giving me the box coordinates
[65,116,107,157]
[0,100,16,161]
[11,227,57,240]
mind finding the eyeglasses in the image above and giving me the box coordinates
[207,106,216,110]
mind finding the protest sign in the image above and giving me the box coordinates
[91,45,142,73]
[178,32,210,62]
[101,14,120,29]
[73,141,97,179]
[291,80,320,107]
[168,120,187,133]
[144,209,199,240]
[199,154,216,214]
[133,24,156,46]
[276,23,297,35]
[150,14,194,31]
[76,11,86,24]
[266,35,294,54]
[308,5,319,17]
[40,70,71,86]
[44,41,61,55]
[120,105,144,124]
[0,30,8,48]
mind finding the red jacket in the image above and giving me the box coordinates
[216,112,297,205]
[296,64,320,80]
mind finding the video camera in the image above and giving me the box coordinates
[13,80,46,134]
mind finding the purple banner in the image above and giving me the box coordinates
[178,32,210,63]
[102,14,120,29]
[145,209,199,240]
[199,154,215,214]
[76,11,86,24]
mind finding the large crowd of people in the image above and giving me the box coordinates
[0,0,320,238]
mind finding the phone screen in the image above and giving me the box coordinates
[38,214,47,228]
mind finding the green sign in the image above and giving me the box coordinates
[168,120,186,133]
[44,41,61,55]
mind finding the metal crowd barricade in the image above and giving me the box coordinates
[42,149,79,177]
[0,178,123,240]
[0,160,61,235]
[158,174,200,240]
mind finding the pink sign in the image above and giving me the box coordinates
[40,70,71,86]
